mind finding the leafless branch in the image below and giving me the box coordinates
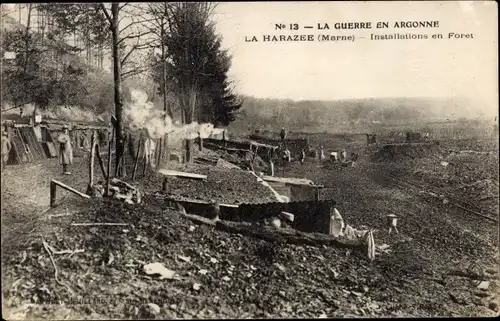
[119,18,159,37]
[120,38,140,66]
[121,66,150,79]
[97,3,112,25]
[118,2,130,11]
[117,30,153,45]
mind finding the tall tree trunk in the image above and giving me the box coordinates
[160,24,173,167]
[23,4,33,74]
[111,3,124,177]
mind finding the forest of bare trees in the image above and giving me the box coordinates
[1,3,242,175]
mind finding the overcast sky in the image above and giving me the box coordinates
[213,1,497,112]
[3,2,498,114]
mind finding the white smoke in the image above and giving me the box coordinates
[124,89,216,141]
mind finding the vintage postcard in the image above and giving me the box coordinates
[1,1,498,319]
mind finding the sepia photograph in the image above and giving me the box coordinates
[1,1,498,319]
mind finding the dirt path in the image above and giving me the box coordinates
[1,157,103,257]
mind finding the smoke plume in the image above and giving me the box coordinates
[124,89,216,141]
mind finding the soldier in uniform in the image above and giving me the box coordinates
[57,125,73,175]
[1,129,12,168]
[280,127,286,141]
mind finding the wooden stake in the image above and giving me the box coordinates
[142,139,148,177]
[157,137,163,169]
[88,131,96,188]
[50,180,57,207]
[106,128,114,197]
[95,144,107,180]
[132,135,142,181]
[198,132,203,151]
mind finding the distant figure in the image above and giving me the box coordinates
[351,152,359,167]
[340,149,347,162]
[300,149,305,164]
[280,127,286,141]
[57,125,73,175]
[330,151,338,162]
[319,146,325,163]
[1,130,12,167]
[282,148,291,163]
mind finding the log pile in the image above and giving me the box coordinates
[86,178,142,204]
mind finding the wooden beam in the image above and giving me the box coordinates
[262,175,316,186]
[50,180,91,207]
[158,169,207,180]
[95,144,107,180]
[214,220,364,250]
[71,223,128,226]
[181,212,217,226]
[88,131,96,187]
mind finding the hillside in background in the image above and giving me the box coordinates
[229,95,497,134]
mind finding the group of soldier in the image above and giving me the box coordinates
[276,127,357,168]
[1,124,73,174]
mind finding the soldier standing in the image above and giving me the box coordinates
[280,127,286,141]
[319,145,325,163]
[1,129,12,168]
[57,125,73,175]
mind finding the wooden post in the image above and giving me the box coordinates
[222,130,226,147]
[50,180,57,207]
[198,132,203,151]
[95,144,107,180]
[132,136,142,181]
[185,139,192,163]
[164,133,169,166]
[88,131,96,188]
[162,177,168,192]
[142,139,148,177]
[106,128,114,197]
[315,186,321,202]
[157,137,163,169]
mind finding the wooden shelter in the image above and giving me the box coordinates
[2,115,109,165]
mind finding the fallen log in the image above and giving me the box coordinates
[204,141,250,153]
[181,212,217,226]
[71,223,128,226]
[214,220,364,250]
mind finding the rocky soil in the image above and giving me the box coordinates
[2,137,499,319]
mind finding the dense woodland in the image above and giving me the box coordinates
[1,3,243,172]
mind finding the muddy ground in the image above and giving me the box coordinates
[1,137,499,319]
